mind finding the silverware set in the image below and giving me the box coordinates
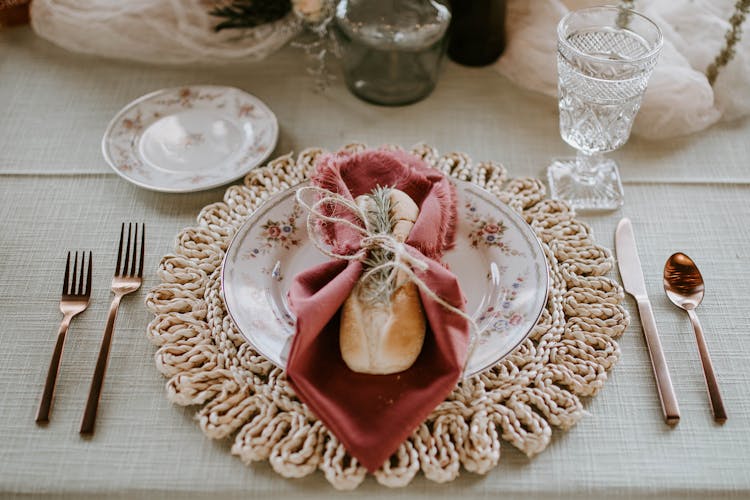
[37,217,724,430]
[36,223,145,434]
[616,218,726,425]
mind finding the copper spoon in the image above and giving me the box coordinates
[663,252,727,423]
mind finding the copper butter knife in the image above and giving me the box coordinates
[615,218,680,425]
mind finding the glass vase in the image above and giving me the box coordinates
[334,0,451,106]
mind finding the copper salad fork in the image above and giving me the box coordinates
[36,251,93,424]
[80,223,144,434]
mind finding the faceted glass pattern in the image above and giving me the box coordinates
[548,7,662,210]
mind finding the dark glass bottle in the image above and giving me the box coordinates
[447,0,507,66]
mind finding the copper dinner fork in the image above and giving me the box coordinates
[80,223,144,434]
[36,251,93,424]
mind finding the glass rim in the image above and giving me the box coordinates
[557,6,664,65]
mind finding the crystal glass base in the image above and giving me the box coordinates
[547,157,624,211]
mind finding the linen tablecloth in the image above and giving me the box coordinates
[1,26,749,499]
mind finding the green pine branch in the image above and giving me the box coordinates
[210,0,292,32]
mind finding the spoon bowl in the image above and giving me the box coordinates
[663,252,726,423]
[663,252,705,310]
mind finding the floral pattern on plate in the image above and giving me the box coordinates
[249,203,303,257]
[465,201,524,256]
[475,275,529,344]
[222,180,549,378]
[102,85,278,193]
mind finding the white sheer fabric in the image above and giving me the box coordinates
[494,0,750,138]
[30,0,301,65]
[28,0,749,138]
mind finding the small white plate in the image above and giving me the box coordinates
[222,180,549,378]
[102,86,278,193]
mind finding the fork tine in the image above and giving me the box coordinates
[76,252,82,295]
[115,223,124,276]
[70,251,78,296]
[122,223,132,277]
[63,251,71,295]
[130,223,138,277]
[78,252,86,295]
[86,251,93,296]
[138,224,145,278]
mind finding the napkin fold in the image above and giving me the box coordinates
[286,149,470,472]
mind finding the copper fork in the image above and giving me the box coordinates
[80,223,144,434]
[36,251,93,424]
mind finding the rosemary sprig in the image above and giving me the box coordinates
[210,0,292,32]
[359,186,398,304]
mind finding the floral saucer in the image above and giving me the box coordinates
[102,86,278,193]
[222,180,549,377]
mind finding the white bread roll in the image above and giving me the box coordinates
[339,189,426,374]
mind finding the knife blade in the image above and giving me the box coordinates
[615,218,680,425]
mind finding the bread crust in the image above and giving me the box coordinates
[340,280,426,374]
[340,188,426,374]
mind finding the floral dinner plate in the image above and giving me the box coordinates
[102,85,278,193]
[222,180,549,377]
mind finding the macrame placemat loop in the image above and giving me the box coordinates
[145,143,629,490]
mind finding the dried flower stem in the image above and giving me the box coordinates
[291,11,338,93]
[706,0,750,85]
[616,0,635,29]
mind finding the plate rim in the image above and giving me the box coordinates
[101,84,279,193]
[221,179,550,378]
[457,181,549,377]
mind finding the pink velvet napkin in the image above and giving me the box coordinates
[286,149,470,472]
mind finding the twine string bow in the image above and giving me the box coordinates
[295,185,480,339]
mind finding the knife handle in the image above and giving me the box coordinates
[637,299,680,425]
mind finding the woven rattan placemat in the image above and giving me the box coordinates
[145,144,628,489]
